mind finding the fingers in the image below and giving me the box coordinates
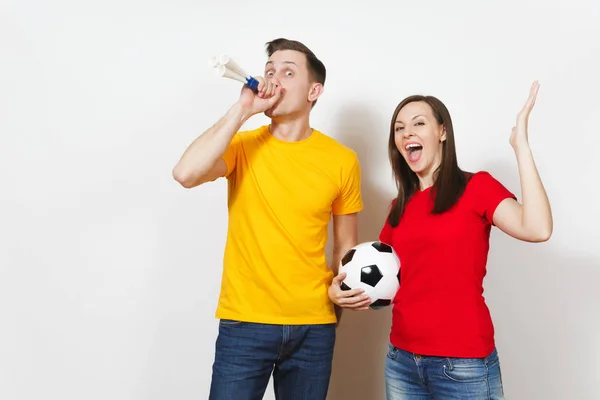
[332,272,347,285]
[526,82,539,109]
[328,272,372,310]
[264,80,275,98]
[519,80,540,117]
[254,76,280,100]
[253,75,283,104]
[528,81,539,108]
[254,76,265,94]
[338,296,371,310]
[256,77,271,98]
[340,287,365,298]
[332,286,371,308]
[266,84,282,106]
[255,77,269,98]
[339,294,371,308]
[530,80,540,96]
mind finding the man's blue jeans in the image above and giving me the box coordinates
[208,319,336,400]
[385,343,505,399]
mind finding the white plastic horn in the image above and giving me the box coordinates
[208,56,220,68]
[215,64,247,84]
[218,53,249,79]
[208,54,260,92]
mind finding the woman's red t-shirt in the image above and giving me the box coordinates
[379,171,515,358]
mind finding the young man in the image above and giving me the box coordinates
[172,38,366,400]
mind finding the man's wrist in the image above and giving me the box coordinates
[230,101,253,124]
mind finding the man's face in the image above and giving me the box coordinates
[263,49,321,118]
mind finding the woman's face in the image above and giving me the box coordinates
[394,101,446,179]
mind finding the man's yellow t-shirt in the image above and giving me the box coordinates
[216,125,363,325]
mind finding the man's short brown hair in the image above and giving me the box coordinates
[265,38,326,105]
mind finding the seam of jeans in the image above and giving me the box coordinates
[484,347,497,365]
[276,325,287,360]
[486,362,491,399]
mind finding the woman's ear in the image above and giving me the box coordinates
[440,126,447,142]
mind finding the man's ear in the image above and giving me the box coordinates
[308,83,324,103]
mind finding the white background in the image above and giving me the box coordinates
[1,0,599,399]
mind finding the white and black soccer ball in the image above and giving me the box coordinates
[339,241,400,309]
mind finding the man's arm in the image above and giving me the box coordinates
[172,78,281,188]
[329,213,369,322]
[330,213,359,276]
[172,103,250,188]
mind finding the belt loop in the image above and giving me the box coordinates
[446,357,454,370]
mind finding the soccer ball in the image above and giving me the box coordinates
[339,241,400,309]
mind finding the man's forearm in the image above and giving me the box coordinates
[330,249,345,322]
[330,244,357,323]
[330,249,343,277]
[172,102,251,185]
[329,213,360,324]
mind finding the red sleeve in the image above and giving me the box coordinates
[379,220,392,244]
[469,171,517,225]
[378,199,396,244]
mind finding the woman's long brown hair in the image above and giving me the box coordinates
[387,95,469,227]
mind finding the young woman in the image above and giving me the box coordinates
[329,82,552,399]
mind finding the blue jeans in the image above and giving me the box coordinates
[385,344,505,400]
[208,319,336,400]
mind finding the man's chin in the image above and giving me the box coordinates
[264,107,281,119]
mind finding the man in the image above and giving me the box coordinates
[172,38,366,400]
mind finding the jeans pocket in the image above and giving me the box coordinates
[386,343,399,360]
[442,359,487,383]
[308,323,336,340]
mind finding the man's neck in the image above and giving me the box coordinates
[269,116,312,142]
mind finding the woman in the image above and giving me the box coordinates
[329,82,552,399]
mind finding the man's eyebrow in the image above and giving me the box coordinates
[265,61,297,66]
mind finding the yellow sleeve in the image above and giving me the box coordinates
[332,155,363,215]
[221,133,241,178]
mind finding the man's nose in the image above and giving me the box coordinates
[267,75,282,87]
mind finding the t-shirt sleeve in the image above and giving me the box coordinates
[332,155,363,215]
[378,199,395,244]
[221,133,241,178]
[470,171,517,225]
